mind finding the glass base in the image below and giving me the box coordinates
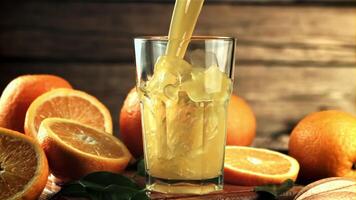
[146,174,223,195]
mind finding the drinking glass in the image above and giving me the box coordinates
[134,36,236,194]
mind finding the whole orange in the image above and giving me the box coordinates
[0,75,72,133]
[289,110,356,183]
[120,89,256,158]
[226,94,256,146]
[119,88,143,158]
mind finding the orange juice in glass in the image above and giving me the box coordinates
[134,0,235,195]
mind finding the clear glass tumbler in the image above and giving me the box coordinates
[134,36,236,195]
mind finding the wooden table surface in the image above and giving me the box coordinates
[40,174,303,200]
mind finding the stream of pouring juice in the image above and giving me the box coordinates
[139,0,233,181]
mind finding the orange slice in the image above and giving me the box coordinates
[24,88,112,138]
[37,118,132,181]
[224,146,299,186]
[0,127,49,200]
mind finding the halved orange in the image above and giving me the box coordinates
[24,88,112,138]
[224,146,299,186]
[0,127,49,200]
[37,118,132,181]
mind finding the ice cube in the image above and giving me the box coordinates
[204,65,223,94]
[212,73,233,101]
[147,56,193,101]
[187,50,218,69]
[181,68,211,102]
[159,71,179,101]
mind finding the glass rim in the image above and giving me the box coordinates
[134,36,236,42]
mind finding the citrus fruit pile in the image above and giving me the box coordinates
[119,86,356,186]
[25,88,113,138]
[0,75,72,132]
[223,110,356,185]
[1,74,356,199]
[0,75,131,199]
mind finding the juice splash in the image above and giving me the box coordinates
[138,0,233,180]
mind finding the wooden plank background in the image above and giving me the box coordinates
[0,2,355,147]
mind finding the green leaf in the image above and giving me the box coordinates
[81,171,140,189]
[52,171,150,200]
[131,190,150,200]
[103,185,139,194]
[58,183,88,196]
[86,193,102,200]
[136,159,146,177]
[254,179,294,198]
[78,180,106,191]
[102,185,139,199]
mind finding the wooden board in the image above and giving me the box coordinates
[40,173,303,200]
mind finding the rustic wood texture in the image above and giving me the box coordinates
[0,3,355,63]
[0,3,355,142]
